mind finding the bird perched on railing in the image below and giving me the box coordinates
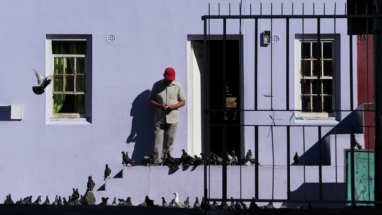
[280,202,287,209]
[232,150,239,165]
[193,155,203,166]
[87,176,95,191]
[42,196,50,205]
[294,152,302,166]
[227,152,234,165]
[111,197,117,206]
[249,197,259,209]
[32,195,42,205]
[220,200,229,210]
[122,151,137,166]
[246,149,261,166]
[210,152,223,165]
[125,197,133,206]
[353,134,362,149]
[32,69,52,95]
[193,197,201,209]
[181,149,191,168]
[230,197,235,210]
[145,196,154,207]
[58,196,64,205]
[173,192,189,208]
[52,195,58,205]
[104,164,111,180]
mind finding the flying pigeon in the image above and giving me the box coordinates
[294,152,302,166]
[220,201,229,210]
[249,197,259,209]
[122,151,137,166]
[193,197,201,209]
[162,197,170,208]
[111,197,117,206]
[280,202,287,209]
[240,201,249,210]
[87,175,95,191]
[266,202,275,209]
[104,164,111,180]
[32,69,53,95]
[232,150,239,165]
[99,197,109,205]
[173,192,189,208]
[184,197,190,207]
[353,134,362,149]
[42,196,50,205]
[246,149,261,166]
[145,196,154,207]
[4,194,14,205]
[141,152,153,166]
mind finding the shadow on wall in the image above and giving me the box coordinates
[0,106,11,121]
[289,182,345,209]
[126,90,155,164]
[293,110,359,166]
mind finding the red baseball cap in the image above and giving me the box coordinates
[164,67,175,81]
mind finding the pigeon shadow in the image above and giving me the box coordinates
[190,165,199,171]
[289,182,345,208]
[126,90,155,164]
[292,110,359,166]
[168,167,178,175]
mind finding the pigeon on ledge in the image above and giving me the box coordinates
[87,176,95,191]
[42,196,50,205]
[294,152,302,166]
[193,197,201,209]
[173,192,189,208]
[104,164,111,180]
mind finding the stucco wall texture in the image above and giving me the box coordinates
[0,0,358,207]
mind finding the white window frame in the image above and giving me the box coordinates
[294,38,337,120]
[46,39,88,121]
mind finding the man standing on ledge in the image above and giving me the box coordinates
[148,67,186,164]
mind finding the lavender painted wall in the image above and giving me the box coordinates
[0,0,357,207]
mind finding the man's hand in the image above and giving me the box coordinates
[168,105,175,110]
[162,104,169,110]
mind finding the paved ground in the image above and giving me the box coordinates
[1,205,382,215]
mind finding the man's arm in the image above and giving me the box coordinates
[168,100,185,110]
[149,99,168,110]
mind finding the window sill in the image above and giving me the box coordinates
[295,117,338,124]
[46,117,92,125]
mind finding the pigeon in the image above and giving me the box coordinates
[181,149,190,168]
[213,201,220,210]
[249,197,259,209]
[235,201,243,210]
[210,152,222,165]
[32,69,53,95]
[75,189,80,199]
[126,197,133,206]
[294,152,302,166]
[73,197,81,206]
[58,196,64,205]
[308,202,313,209]
[246,149,261,166]
[67,196,74,205]
[353,134,362,149]
[240,157,248,165]
[184,197,190,207]
[99,197,109,205]
[145,196,154,207]
[162,197,170,208]
[266,202,275,209]
[16,198,24,205]
[79,195,87,205]
[52,195,58,205]
[220,201,229,210]
[193,197,201,209]
[104,164,111,180]
[164,152,180,171]
[122,151,137,166]
[294,205,303,209]
[240,201,248,210]
[87,175,95,191]
[201,197,206,209]
[168,199,175,207]
[118,199,127,206]
[231,151,238,165]
[138,201,148,207]
[173,192,189,208]
[227,152,234,165]
[42,196,50,205]
[63,197,68,205]
[207,201,216,210]
[4,194,14,205]
[26,196,32,205]
[230,197,235,210]
[141,152,153,166]
[111,197,117,206]
[193,155,203,166]
[188,155,195,165]
[280,202,287,209]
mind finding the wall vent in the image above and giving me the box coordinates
[107,34,116,44]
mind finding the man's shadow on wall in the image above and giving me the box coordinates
[126,90,155,163]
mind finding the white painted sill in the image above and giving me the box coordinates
[46,118,91,125]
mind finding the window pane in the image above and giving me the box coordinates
[75,94,85,114]
[323,61,333,76]
[323,80,333,94]
[312,80,319,94]
[301,60,311,76]
[76,58,85,74]
[53,76,63,92]
[53,94,85,114]
[301,79,311,94]
[312,96,321,111]
[323,43,332,58]
[65,76,74,91]
[54,58,63,74]
[312,42,321,59]
[52,41,87,54]
[302,96,311,111]
[76,76,85,92]
[323,96,333,112]
[65,58,74,74]
[301,42,310,58]
[312,60,322,76]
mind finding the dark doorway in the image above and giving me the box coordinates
[194,39,242,159]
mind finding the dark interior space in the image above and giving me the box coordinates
[195,40,241,159]
[347,0,373,35]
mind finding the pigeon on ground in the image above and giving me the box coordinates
[87,176,95,191]
[173,192,189,208]
[294,152,302,166]
[227,152,234,165]
[232,150,239,165]
[145,196,154,207]
[353,134,362,149]
[246,149,261,166]
[294,205,303,209]
[52,195,58,205]
[162,197,170,208]
[104,164,111,180]
[194,197,201,209]
[266,202,275,209]
[4,194,14,205]
[99,197,109,205]
[240,201,248,210]
[126,197,133,206]
[230,197,235,210]
[122,151,137,166]
[32,69,53,95]
[220,201,229,210]
[42,196,50,205]
[184,197,190,207]
[111,197,117,206]
[308,202,313,209]
[235,201,243,210]
[280,202,287,209]
[58,196,64,205]
[141,152,153,166]
[249,197,259,209]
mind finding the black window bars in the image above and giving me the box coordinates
[201,2,382,209]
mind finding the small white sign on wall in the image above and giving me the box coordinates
[11,104,23,120]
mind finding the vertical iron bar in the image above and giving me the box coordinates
[302,3,305,112]
[229,3,231,16]
[240,3,242,34]
[255,17,258,110]
[208,5,211,201]
[255,126,259,199]
[222,18,227,201]
[203,16,207,213]
[271,3,273,110]
[303,126,306,200]
[349,18,354,111]
[286,17,289,110]
[334,2,337,117]
[318,126,322,200]
[335,126,338,200]
[222,126,227,200]
[351,128,355,204]
[287,126,291,199]
[271,125,275,200]
[316,18,321,112]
